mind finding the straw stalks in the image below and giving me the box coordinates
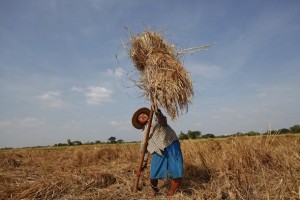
[0,135,299,199]
[126,29,194,120]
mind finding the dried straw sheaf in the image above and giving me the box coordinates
[128,30,194,120]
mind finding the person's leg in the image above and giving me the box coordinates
[167,178,182,196]
[166,141,184,196]
[150,179,159,194]
[150,152,168,194]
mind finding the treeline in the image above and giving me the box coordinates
[53,137,125,147]
[230,124,300,137]
[178,130,217,140]
[178,124,300,140]
[52,124,300,146]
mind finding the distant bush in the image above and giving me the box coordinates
[278,128,290,134]
[202,133,216,139]
[54,143,68,147]
[290,124,300,133]
[178,131,189,140]
[178,130,201,140]
[72,141,82,145]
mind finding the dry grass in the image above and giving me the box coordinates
[0,135,299,199]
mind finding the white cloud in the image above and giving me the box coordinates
[251,107,269,114]
[189,64,223,79]
[194,122,202,127]
[0,118,44,128]
[72,86,113,105]
[0,120,12,127]
[110,120,130,130]
[256,92,269,98]
[71,87,84,92]
[220,108,235,112]
[38,91,68,108]
[63,120,81,130]
[237,114,246,119]
[212,115,221,119]
[18,118,44,127]
[106,67,125,78]
[85,86,113,105]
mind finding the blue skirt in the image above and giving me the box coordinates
[150,140,183,179]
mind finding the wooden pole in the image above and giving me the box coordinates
[133,106,154,193]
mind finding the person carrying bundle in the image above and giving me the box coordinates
[132,107,183,197]
[127,29,207,197]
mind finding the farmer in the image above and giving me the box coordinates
[132,107,183,197]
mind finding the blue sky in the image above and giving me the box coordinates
[1,0,299,148]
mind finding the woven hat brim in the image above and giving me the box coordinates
[132,107,150,129]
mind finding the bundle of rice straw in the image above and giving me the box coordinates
[127,30,194,120]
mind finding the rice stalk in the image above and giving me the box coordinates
[127,29,194,120]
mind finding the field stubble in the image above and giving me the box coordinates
[0,135,299,199]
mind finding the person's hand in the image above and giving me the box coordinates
[141,161,147,171]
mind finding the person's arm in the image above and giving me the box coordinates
[140,126,149,170]
[142,152,148,170]
[140,127,146,153]
[155,109,167,126]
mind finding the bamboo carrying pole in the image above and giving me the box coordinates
[134,106,154,193]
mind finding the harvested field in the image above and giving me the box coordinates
[0,135,299,199]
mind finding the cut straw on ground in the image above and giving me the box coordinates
[1,135,299,199]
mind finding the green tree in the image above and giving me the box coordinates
[202,133,215,138]
[246,131,260,136]
[290,124,300,133]
[117,139,124,143]
[279,128,290,134]
[108,136,117,144]
[178,131,189,140]
[67,139,72,146]
[187,130,201,139]
[234,132,244,136]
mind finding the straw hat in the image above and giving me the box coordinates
[132,107,150,129]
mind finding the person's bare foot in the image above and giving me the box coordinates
[167,178,182,197]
